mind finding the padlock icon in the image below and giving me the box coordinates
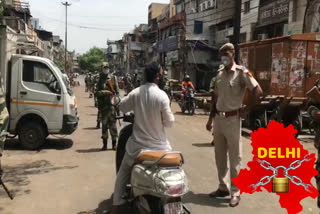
[272,177,289,193]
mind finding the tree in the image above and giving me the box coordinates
[78,48,105,72]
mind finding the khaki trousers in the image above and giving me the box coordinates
[213,114,242,196]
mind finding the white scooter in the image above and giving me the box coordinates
[115,114,190,214]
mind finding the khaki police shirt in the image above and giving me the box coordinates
[214,63,259,112]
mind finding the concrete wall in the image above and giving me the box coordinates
[170,0,176,17]
[240,0,259,42]
[187,49,211,64]
[186,0,234,45]
[149,3,167,19]
[288,0,307,35]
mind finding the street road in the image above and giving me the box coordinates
[0,77,318,214]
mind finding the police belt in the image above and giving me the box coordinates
[217,109,239,118]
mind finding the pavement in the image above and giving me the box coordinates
[0,77,318,214]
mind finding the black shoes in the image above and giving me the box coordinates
[209,189,240,207]
[101,139,117,151]
[101,139,108,151]
[112,140,117,151]
[229,196,241,207]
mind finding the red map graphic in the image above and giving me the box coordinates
[233,121,318,214]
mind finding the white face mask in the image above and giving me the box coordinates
[103,69,109,75]
[221,56,231,67]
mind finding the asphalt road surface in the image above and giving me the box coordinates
[0,77,318,214]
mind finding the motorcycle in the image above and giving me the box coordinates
[115,113,190,214]
[179,87,196,115]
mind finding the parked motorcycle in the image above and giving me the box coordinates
[115,113,190,214]
[179,87,196,115]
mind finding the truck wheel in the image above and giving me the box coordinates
[18,122,46,150]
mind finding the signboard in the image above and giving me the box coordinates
[258,0,289,27]
[157,36,179,53]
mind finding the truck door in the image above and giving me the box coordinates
[16,60,64,131]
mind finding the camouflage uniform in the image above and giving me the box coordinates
[0,88,9,173]
[96,72,119,150]
[93,74,101,128]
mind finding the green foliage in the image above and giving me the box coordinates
[78,47,105,72]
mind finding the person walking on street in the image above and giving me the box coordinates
[206,43,263,207]
[95,63,119,151]
[111,62,174,214]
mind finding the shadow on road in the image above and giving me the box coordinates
[192,143,213,147]
[4,138,74,151]
[174,111,209,117]
[1,160,78,198]
[241,130,252,140]
[83,127,99,130]
[184,191,229,208]
[41,138,74,150]
[78,197,113,214]
[76,148,104,153]
[87,113,98,116]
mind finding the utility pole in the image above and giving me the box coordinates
[233,0,241,64]
[62,1,71,73]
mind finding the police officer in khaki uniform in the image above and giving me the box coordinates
[206,43,262,207]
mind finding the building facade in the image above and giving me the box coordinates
[157,0,186,81]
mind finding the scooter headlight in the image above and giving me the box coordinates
[155,177,167,194]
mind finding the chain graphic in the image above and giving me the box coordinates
[250,154,313,193]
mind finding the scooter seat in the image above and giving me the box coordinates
[135,151,182,167]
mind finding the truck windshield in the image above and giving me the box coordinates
[50,62,74,96]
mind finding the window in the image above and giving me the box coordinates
[244,1,250,14]
[194,21,203,34]
[23,60,60,94]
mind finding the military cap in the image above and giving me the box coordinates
[219,43,235,53]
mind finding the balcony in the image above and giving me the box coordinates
[5,17,44,52]
[159,13,186,30]
[215,27,233,45]
[5,0,30,14]
[157,36,179,53]
[129,42,147,52]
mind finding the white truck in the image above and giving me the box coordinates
[0,25,78,150]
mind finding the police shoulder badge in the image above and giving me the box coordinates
[247,71,253,77]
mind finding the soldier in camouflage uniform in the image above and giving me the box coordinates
[93,72,101,129]
[0,88,9,178]
[95,63,119,150]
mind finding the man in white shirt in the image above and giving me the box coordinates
[111,62,175,213]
